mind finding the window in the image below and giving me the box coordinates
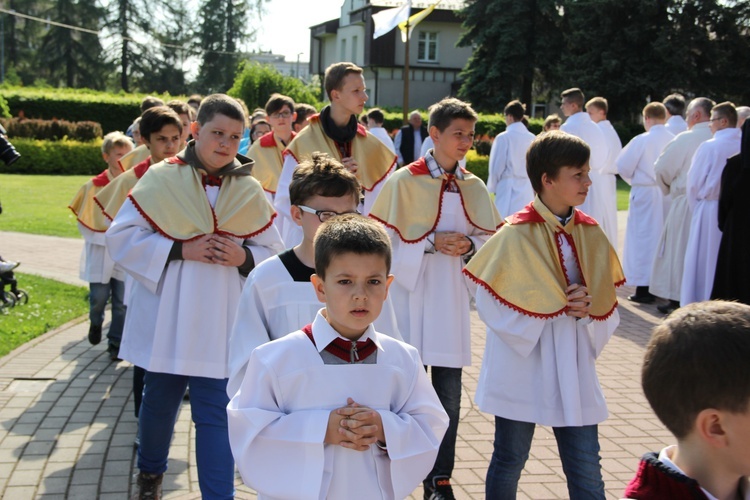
[340,39,347,61]
[418,32,438,63]
[352,36,358,63]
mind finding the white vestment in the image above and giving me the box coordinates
[561,112,610,224]
[616,124,674,286]
[595,120,622,246]
[106,190,284,379]
[665,115,688,136]
[227,253,403,398]
[388,193,490,368]
[486,122,535,217]
[368,127,396,154]
[474,233,620,426]
[227,312,449,500]
[78,223,124,283]
[649,122,713,301]
[680,127,742,305]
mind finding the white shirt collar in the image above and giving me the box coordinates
[311,309,383,353]
[658,445,750,500]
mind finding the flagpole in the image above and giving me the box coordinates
[402,17,410,124]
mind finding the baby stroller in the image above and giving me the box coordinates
[0,264,29,312]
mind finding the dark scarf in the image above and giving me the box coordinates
[320,105,358,144]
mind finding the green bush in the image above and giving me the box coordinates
[465,150,489,183]
[0,95,10,119]
[0,118,102,141]
[378,110,544,139]
[228,62,321,113]
[3,138,103,175]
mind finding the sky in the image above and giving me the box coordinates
[253,1,344,63]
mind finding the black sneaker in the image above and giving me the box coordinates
[657,300,680,315]
[134,471,163,500]
[627,286,656,304]
[108,343,121,361]
[424,475,455,500]
[88,324,102,345]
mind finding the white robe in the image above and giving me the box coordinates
[649,122,713,301]
[227,312,449,500]
[474,233,620,427]
[388,193,490,368]
[368,127,396,154]
[106,189,284,379]
[227,254,403,398]
[680,127,742,305]
[665,115,688,136]
[616,124,674,286]
[78,223,124,283]
[561,112,610,230]
[595,120,622,247]
[486,122,535,217]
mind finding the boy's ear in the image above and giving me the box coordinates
[310,274,326,303]
[384,274,394,299]
[190,121,201,139]
[695,408,729,448]
[541,172,553,187]
[101,152,108,162]
[290,205,303,227]
[429,125,440,143]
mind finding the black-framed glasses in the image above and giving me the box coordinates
[270,111,293,119]
[297,205,360,222]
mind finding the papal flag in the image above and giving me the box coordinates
[398,0,442,42]
[373,0,411,39]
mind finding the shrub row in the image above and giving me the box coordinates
[2,138,103,175]
[0,118,102,142]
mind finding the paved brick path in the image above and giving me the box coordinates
[0,221,672,499]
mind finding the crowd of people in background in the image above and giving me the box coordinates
[60,59,750,500]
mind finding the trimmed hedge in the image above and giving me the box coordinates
[0,118,102,142]
[465,150,488,183]
[2,138,103,175]
[379,111,545,139]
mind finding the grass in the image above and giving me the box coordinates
[616,177,631,211]
[0,273,88,357]
[0,174,88,238]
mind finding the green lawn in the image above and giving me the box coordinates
[0,273,88,357]
[616,177,631,211]
[0,174,88,238]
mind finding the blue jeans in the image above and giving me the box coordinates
[425,366,462,485]
[138,371,234,500]
[88,279,126,346]
[486,416,605,499]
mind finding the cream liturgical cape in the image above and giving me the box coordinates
[464,198,624,426]
[69,170,123,283]
[227,312,449,500]
[105,146,284,378]
[649,122,712,301]
[94,157,151,221]
[274,114,397,246]
[247,131,294,198]
[117,144,150,172]
[226,254,403,398]
[369,159,501,368]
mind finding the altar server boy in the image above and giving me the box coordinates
[369,97,502,499]
[465,131,624,498]
[227,215,449,500]
[227,152,401,398]
[106,94,283,499]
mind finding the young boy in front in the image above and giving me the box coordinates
[106,94,283,499]
[227,215,449,500]
[247,93,296,204]
[69,131,133,359]
[624,300,750,499]
[464,131,624,499]
[369,97,502,499]
[227,152,401,397]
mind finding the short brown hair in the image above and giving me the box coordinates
[428,97,478,132]
[140,96,165,113]
[101,131,133,155]
[265,93,296,116]
[140,106,183,142]
[643,301,750,439]
[166,100,191,118]
[196,94,246,127]
[712,101,738,128]
[289,152,361,207]
[560,88,585,108]
[526,131,590,194]
[366,108,385,125]
[586,97,608,114]
[314,214,391,279]
[643,102,667,121]
[295,104,317,126]
[504,100,526,122]
[324,62,363,100]
[543,114,561,131]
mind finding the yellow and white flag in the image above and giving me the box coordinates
[398,0,442,42]
[373,0,411,39]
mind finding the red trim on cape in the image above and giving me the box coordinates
[127,194,277,242]
[356,123,367,137]
[282,149,299,163]
[91,170,111,187]
[68,204,107,233]
[165,156,188,165]
[363,157,396,192]
[406,157,469,177]
[133,157,152,179]
[507,203,599,227]
[589,300,619,321]
[574,209,598,226]
[93,196,110,221]
[259,132,276,148]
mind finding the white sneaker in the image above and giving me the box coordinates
[0,261,19,273]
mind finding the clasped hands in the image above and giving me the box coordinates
[181,234,245,267]
[565,283,592,318]
[434,231,472,257]
[325,397,385,451]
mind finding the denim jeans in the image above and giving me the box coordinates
[424,366,462,485]
[486,416,605,499]
[138,371,234,499]
[88,279,126,346]
[133,365,146,418]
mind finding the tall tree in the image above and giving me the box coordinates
[2,0,51,85]
[457,0,562,113]
[105,0,151,92]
